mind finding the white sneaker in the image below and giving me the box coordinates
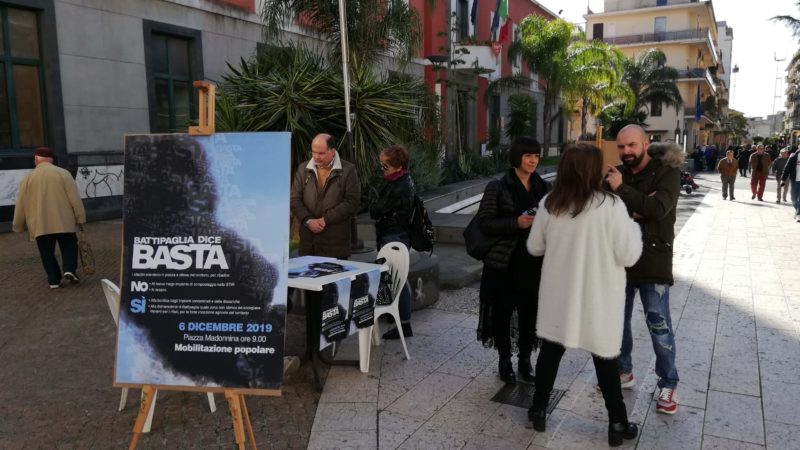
[620,372,635,389]
[49,284,60,289]
[63,272,80,284]
[656,387,678,414]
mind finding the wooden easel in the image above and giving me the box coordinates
[127,81,258,450]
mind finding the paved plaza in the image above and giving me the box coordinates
[1,173,799,449]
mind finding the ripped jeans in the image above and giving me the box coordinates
[617,283,679,389]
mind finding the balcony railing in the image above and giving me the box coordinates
[602,27,708,46]
[676,68,716,93]
[604,0,700,13]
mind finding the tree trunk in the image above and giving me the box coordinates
[542,96,552,157]
[581,96,589,138]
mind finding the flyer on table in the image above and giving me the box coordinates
[114,132,290,393]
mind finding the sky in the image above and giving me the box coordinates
[536,0,800,119]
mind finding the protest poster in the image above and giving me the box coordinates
[114,132,290,394]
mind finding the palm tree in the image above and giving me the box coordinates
[621,48,683,120]
[216,44,436,188]
[561,41,628,138]
[261,0,422,68]
[501,16,624,155]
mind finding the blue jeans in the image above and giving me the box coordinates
[617,283,679,389]
[791,180,800,216]
[377,232,412,322]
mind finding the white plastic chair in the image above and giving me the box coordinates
[371,242,411,360]
[100,279,216,432]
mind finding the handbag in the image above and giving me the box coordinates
[78,230,96,275]
[463,216,500,261]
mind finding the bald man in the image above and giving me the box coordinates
[607,125,681,415]
[290,133,360,259]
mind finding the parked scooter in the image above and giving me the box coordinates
[680,171,700,194]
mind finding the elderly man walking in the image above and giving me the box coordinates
[12,147,86,289]
[749,144,772,201]
[717,150,738,200]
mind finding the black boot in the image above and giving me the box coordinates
[498,357,516,384]
[528,407,546,432]
[517,355,535,383]
[382,322,412,340]
[608,422,638,447]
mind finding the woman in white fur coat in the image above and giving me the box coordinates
[525,143,643,447]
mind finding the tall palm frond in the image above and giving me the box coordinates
[261,0,422,68]
[622,48,683,117]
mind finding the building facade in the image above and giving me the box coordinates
[747,112,785,140]
[585,0,727,148]
[0,0,273,229]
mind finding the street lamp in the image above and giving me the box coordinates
[674,120,681,144]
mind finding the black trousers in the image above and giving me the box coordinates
[533,340,628,424]
[35,232,78,285]
[492,289,537,359]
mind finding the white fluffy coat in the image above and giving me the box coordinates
[527,193,642,358]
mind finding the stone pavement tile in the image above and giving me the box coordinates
[530,409,611,450]
[757,328,800,384]
[755,309,797,331]
[306,430,376,449]
[378,410,424,450]
[378,382,410,412]
[310,402,376,432]
[557,379,610,423]
[397,423,472,449]
[676,340,713,372]
[704,390,765,445]
[451,371,505,408]
[479,404,536,446]
[385,372,470,420]
[637,404,704,450]
[436,340,497,379]
[709,352,760,397]
[765,421,800,450]
[319,366,379,404]
[425,399,492,433]
[413,308,473,330]
[464,432,529,450]
[702,435,765,449]
[432,288,480,315]
[675,367,710,409]
[682,302,720,323]
[761,381,800,426]
[455,314,479,330]
[552,349,591,389]
[676,318,717,344]
[716,310,756,339]
[427,324,475,355]
[720,287,754,301]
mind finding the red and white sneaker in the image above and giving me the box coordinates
[656,387,678,414]
[620,373,635,389]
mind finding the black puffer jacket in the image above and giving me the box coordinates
[369,173,415,239]
[616,144,682,285]
[476,169,549,271]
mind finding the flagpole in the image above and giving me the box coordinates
[339,0,352,138]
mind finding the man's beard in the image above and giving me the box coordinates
[622,152,644,168]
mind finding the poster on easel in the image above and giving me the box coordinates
[114,132,290,394]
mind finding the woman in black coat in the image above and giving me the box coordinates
[475,137,549,384]
[369,145,415,339]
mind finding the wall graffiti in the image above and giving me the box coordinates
[77,165,124,198]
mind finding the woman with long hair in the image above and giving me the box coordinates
[369,145,415,339]
[475,137,549,384]
[526,143,642,446]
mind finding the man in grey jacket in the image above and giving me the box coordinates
[772,148,790,203]
[290,133,360,259]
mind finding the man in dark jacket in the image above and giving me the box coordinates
[780,146,800,222]
[606,125,681,415]
[290,133,360,259]
[748,144,772,201]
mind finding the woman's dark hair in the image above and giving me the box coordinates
[545,143,609,218]
[381,145,410,169]
[509,136,541,167]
